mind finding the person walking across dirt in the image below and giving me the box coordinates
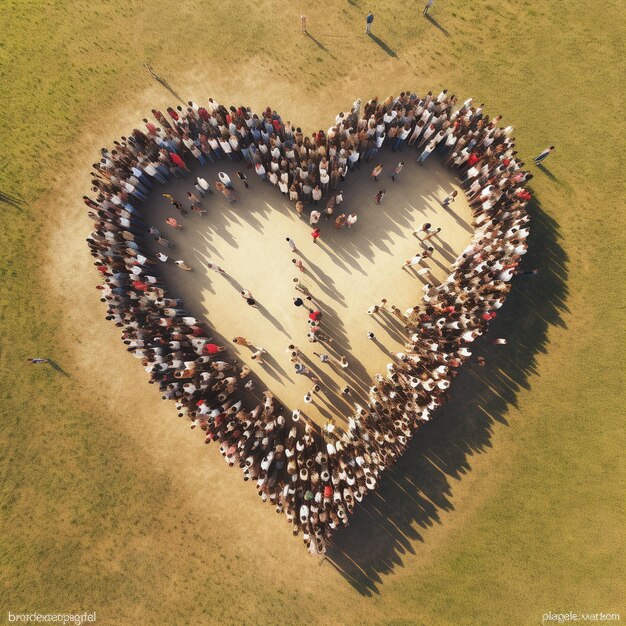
[236,171,249,188]
[391,162,405,181]
[251,348,267,363]
[441,189,458,207]
[165,217,182,230]
[423,0,434,16]
[346,212,358,228]
[421,228,441,244]
[313,351,330,364]
[365,11,374,34]
[207,262,226,274]
[292,258,306,272]
[232,336,251,346]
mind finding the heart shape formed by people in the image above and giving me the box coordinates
[85,92,532,555]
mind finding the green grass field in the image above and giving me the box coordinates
[1,1,624,624]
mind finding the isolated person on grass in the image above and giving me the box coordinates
[533,145,555,164]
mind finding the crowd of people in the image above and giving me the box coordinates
[85,90,532,555]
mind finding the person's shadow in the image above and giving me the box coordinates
[536,163,557,181]
[325,193,568,595]
[305,33,338,60]
[367,33,398,57]
[0,190,25,211]
[425,14,450,36]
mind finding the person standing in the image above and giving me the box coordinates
[286,237,298,253]
[309,209,321,226]
[417,139,437,165]
[251,348,267,363]
[334,213,346,229]
[175,259,193,271]
[414,222,433,238]
[346,212,358,228]
[402,253,426,268]
[197,176,213,194]
[236,171,249,188]
[423,0,434,16]
[371,163,383,180]
[292,258,306,272]
[207,262,226,274]
[533,145,555,164]
[313,351,330,364]
[375,189,385,204]
[301,14,307,34]
[155,235,173,248]
[441,189,458,207]
[294,278,312,297]
[311,228,321,243]
[421,227,441,244]
[255,162,266,180]
[324,197,335,221]
[365,11,374,34]
[391,161,405,181]
[165,217,182,230]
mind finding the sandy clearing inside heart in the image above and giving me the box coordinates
[143,155,473,427]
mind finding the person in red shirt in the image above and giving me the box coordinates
[309,309,322,322]
[467,152,480,167]
[202,343,226,356]
[169,152,189,174]
[311,228,321,243]
[142,118,158,135]
[132,280,149,292]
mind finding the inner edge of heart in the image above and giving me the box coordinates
[86,95,530,554]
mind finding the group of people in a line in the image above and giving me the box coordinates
[85,88,532,555]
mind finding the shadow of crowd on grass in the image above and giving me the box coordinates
[326,193,568,594]
[142,150,568,593]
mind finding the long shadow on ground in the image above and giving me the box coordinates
[137,149,567,593]
[325,194,568,594]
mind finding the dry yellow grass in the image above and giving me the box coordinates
[0,1,624,624]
